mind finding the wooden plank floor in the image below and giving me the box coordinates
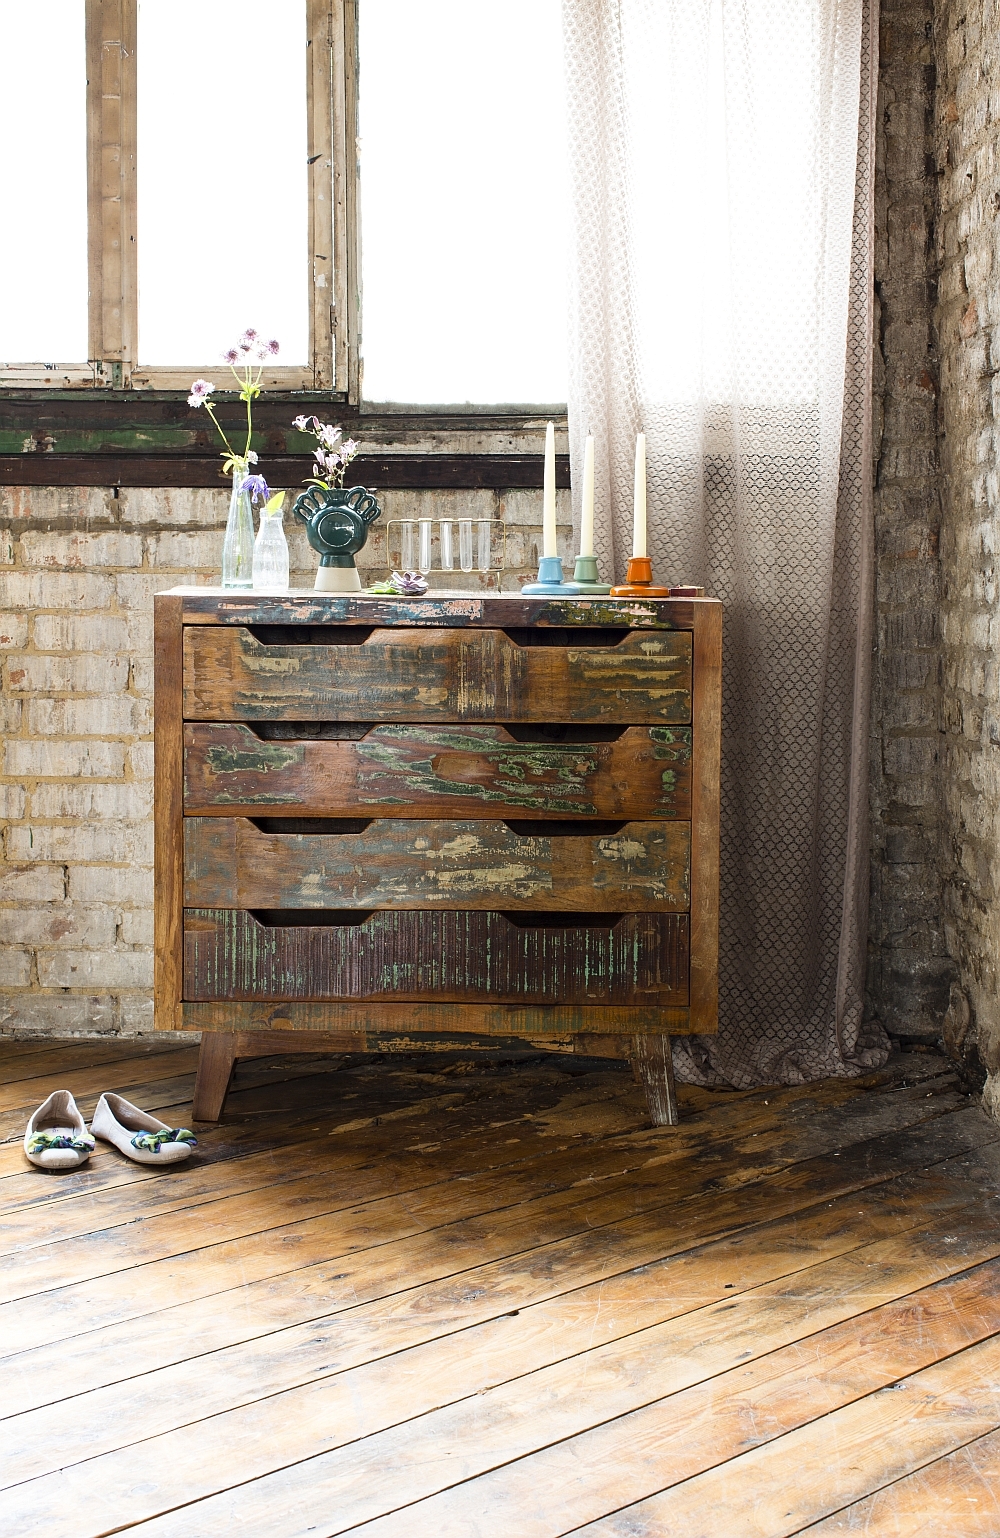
[1,1038,999,1537]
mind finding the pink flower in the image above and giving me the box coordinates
[266,339,280,355]
[187,379,215,408]
[292,415,310,431]
[238,328,258,351]
[223,348,240,364]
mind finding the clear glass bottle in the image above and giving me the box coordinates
[221,463,255,588]
[418,517,433,574]
[400,519,416,571]
[252,500,290,591]
[477,518,492,573]
[439,519,454,571]
[458,518,473,573]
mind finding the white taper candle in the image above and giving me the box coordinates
[542,421,557,558]
[580,433,595,557]
[632,432,647,558]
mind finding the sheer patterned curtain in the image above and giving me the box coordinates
[563,0,887,1086]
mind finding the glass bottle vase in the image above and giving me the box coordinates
[221,464,255,588]
[253,504,290,591]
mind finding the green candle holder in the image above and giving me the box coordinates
[571,554,612,594]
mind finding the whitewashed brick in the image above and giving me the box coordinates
[145,530,222,570]
[38,950,153,988]
[0,949,32,987]
[27,696,151,738]
[120,909,154,946]
[5,653,130,694]
[127,743,155,780]
[118,487,228,529]
[69,866,154,904]
[119,995,156,1033]
[8,821,153,865]
[5,907,117,947]
[31,782,153,820]
[1,697,22,733]
[3,739,126,778]
[0,571,115,610]
[0,613,28,648]
[0,994,138,1034]
[0,783,27,818]
[32,614,130,652]
[0,865,65,902]
[115,573,188,609]
[19,530,143,569]
[0,487,111,522]
[1,527,14,564]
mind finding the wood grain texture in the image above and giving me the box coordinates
[181,999,693,1036]
[183,908,690,1005]
[181,625,693,724]
[183,722,693,819]
[153,594,184,1029]
[182,816,692,911]
[630,1034,679,1125]
[176,591,710,630]
[689,600,721,1034]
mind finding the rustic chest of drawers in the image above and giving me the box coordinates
[154,590,721,1122]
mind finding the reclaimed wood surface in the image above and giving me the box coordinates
[184,722,693,819]
[182,625,693,724]
[184,908,690,1005]
[153,594,184,1030]
[1,1042,998,1537]
[183,816,691,911]
[181,1000,692,1038]
[174,590,712,630]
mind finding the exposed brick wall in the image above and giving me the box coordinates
[869,0,953,1043]
[933,0,1000,1108]
[0,481,569,1038]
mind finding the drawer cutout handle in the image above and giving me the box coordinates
[249,818,373,835]
[502,627,630,648]
[250,722,374,741]
[249,909,375,927]
[500,911,625,930]
[501,820,628,837]
[246,625,375,647]
[503,724,626,744]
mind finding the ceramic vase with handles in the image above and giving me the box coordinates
[292,484,383,591]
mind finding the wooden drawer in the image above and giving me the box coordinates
[182,626,693,724]
[183,817,691,911]
[184,722,693,819]
[184,908,690,1005]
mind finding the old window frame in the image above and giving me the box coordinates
[0,0,351,395]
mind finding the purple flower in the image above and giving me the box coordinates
[392,570,428,595]
[266,339,280,355]
[241,473,271,504]
[238,328,258,351]
[187,379,215,408]
[341,439,358,458]
[223,348,240,364]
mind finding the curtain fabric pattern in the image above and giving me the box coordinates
[563,0,886,1086]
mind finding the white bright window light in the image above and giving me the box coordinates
[137,0,309,366]
[358,0,569,405]
[0,1,88,363]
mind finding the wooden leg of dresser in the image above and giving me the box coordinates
[193,1031,238,1122]
[630,1034,679,1126]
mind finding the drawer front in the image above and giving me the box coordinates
[184,908,689,1005]
[182,626,693,724]
[184,723,692,819]
[184,817,691,911]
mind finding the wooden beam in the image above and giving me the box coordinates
[0,453,571,489]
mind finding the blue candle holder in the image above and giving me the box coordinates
[521,555,582,595]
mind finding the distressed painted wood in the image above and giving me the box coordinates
[177,591,700,630]
[183,817,692,912]
[181,1000,693,1036]
[184,908,690,1005]
[153,595,184,1031]
[182,625,693,724]
[184,723,693,820]
[630,1034,680,1126]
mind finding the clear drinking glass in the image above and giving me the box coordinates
[400,519,416,571]
[458,518,473,572]
[439,519,454,570]
[221,465,255,588]
[418,518,433,574]
[252,503,290,591]
[477,519,492,573]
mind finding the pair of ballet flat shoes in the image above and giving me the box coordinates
[24,1089,197,1172]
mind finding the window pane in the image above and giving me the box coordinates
[359,0,568,404]
[137,0,309,365]
[0,2,88,362]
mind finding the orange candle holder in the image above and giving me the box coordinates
[610,556,670,597]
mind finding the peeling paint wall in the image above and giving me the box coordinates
[0,484,570,1036]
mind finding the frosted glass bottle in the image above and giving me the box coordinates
[252,504,290,591]
[221,466,255,588]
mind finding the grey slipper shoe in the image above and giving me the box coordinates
[91,1092,197,1166]
[24,1090,96,1171]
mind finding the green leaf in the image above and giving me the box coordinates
[264,491,286,515]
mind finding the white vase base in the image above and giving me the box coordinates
[314,566,362,592]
